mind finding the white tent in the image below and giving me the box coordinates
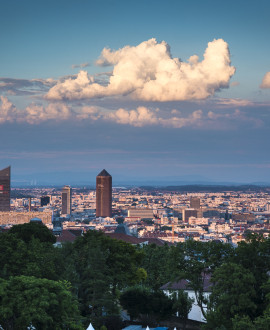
[86,323,95,330]
[146,327,150,330]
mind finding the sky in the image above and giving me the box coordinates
[0,0,270,185]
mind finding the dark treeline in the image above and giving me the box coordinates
[1,223,270,329]
[141,185,270,193]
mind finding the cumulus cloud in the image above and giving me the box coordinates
[0,97,72,124]
[0,96,17,123]
[24,103,71,124]
[105,106,205,128]
[260,72,270,89]
[46,38,235,101]
[76,106,101,120]
[105,106,159,127]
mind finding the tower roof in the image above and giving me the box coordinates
[97,169,111,177]
[0,166,10,179]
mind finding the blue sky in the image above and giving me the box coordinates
[0,0,270,185]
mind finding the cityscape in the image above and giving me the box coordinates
[1,0,270,329]
[1,165,270,328]
[2,166,270,247]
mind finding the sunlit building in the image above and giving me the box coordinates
[96,169,112,217]
[62,185,72,215]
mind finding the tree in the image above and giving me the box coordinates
[64,230,146,328]
[120,285,174,323]
[0,276,83,330]
[172,290,194,330]
[172,239,234,319]
[233,233,270,316]
[140,244,182,290]
[0,232,63,280]
[205,262,257,329]
[9,222,56,244]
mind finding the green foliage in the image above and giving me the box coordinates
[205,263,257,329]
[102,315,124,330]
[120,285,174,322]
[0,276,83,330]
[9,222,56,244]
[233,233,270,316]
[0,232,62,280]
[140,244,183,290]
[172,290,194,320]
[62,230,145,327]
[100,326,107,330]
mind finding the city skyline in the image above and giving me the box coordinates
[1,0,270,184]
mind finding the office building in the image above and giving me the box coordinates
[190,197,200,209]
[0,166,10,211]
[182,208,198,223]
[96,169,112,217]
[127,208,154,219]
[62,185,72,215]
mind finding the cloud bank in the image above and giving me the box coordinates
[46,38,235,101]
[0,96,71,124]
[260,72,270,89]
[1,97,260,129]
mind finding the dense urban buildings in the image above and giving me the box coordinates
[1,181,270,246]
[61,185,72,215]
[0,166,10,211]
[96,169,112,217]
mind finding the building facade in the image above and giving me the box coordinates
[0,211,52,225]
[62,185,72,215]
[190,196,200,209]
[127,208,154,219]
[96,169,112,217]
[0,166,10,212]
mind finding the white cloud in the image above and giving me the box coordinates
[46,38,235,101]
[0,97,261,129]
[260,72,270,89]
[0,96,17,123]
[24,103,71,124]
[76,106,101,120]
[0,97,72,124]
[105,106,159,127]
[105,106,205,128]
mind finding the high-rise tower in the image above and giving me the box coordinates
[0,166,10,211]
[190,196,200,209]
[96,169,112,218]
[62,185,72,215]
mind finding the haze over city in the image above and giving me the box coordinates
[1,0,270,185]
